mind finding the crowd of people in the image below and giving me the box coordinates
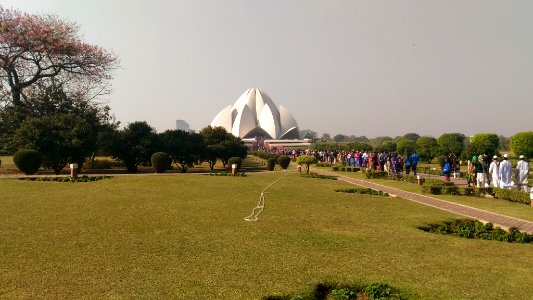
[271,148,530,192]
[461,153,530,191]
[274,148,422,175]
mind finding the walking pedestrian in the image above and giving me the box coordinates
[515,155,530,192]
[489,155,500,188]
[499,154,513,189]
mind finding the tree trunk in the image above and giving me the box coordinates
[11,88,23,107]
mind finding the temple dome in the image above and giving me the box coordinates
[211,88,306,139]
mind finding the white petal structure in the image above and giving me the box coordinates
[211,88,304,139]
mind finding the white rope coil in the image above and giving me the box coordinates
[244,170,295,222]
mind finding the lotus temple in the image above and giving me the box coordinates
[211,88,312,150]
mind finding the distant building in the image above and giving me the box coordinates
[210,88,311,150]
[176,120,190,131]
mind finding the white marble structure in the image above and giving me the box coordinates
[211,88,308,139]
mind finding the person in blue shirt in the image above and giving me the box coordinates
[410,151,420,176]
[442,157,451,181]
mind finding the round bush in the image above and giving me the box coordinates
[151,152,171,173]
[13,149,42,175]
[227,157,243,171]
[266,158,276,171]
[277,156,291,169]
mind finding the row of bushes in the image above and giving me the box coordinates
[335,187,389,196]
[332,166,361,172]
[207,172,247,177]
[18,175,110,182]
[301,172,338,180]
[263,281,408,300]
[249,151,278,160]
[419,219,533,243]
[422,184,531,205]
[314,162,331,167]
[266,156,292,171]
[362,169,454,186]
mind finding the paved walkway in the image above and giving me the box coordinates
[315,169,533,234]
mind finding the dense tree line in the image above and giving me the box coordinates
[311,131,532,163]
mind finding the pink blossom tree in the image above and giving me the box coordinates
[0,6,119,107]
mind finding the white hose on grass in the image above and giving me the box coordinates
[244,170,295,222]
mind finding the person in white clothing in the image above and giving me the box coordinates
[515,155,530,192]
[488,155,500,188]
[499,154,513,189]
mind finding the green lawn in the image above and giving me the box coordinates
[0,156,15,175]
[1,173,532,299]
[328,170,533,222]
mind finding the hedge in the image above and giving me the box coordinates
[422,184,531,205]
[249,151,278,160]
[151,152,171,173]
[266,158,276,171]
[227,157,243,171]
[335,187,389,196]
[263,281,408,300]
[360,169,455,186]
[18,176,110,182]
[277,156,291,169]
[419,218,533,243]
[301,172,338,180]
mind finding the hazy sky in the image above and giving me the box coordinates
[2,0,532,137]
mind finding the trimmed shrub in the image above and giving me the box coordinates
[364,170,389,179]
[422,184,530,205]
[314,162,331,167]
[493,188,530,205]
[208,172,247,177]
[151,152,171,173]
[419,219,533,243]
[266,158,276,171]
[249,151,278,160]
[296,155,318,174]
[13,149,42,175]
[263,281,408,300]
[335,187,389,196]
[227,157,243,171]
[18,175,110,182]
[301,172,338,180]
[277,156,291,169]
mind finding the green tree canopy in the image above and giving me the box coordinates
[375,141,397,153]
[370,136,393,148]
[510,131,533,158]
[159,130,206,172]
[346,141,373,152]
[438,133,466,156]
[402,133,420,142]
[199,126,247,170]
[470,133,499,157]
[109,121,157,173]
[396,139,416,156]
[12,114,94,174]
[333,134,348,142]
[416,136,439,163]
[296,154,318,174]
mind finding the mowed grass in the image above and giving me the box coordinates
[0,156,15,175]
[329,170,533,223]
[1,173,532,299]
